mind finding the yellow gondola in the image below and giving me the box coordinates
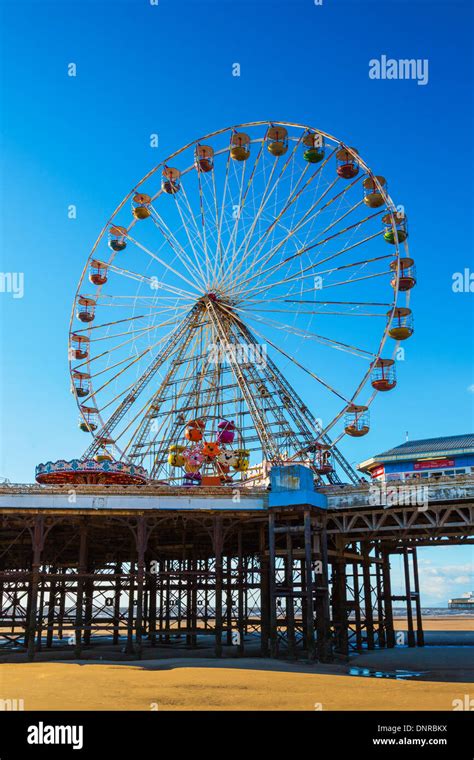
[230,132,250,161]
[132,193,151,220]
[267,126,288,157]
[363,176,387,208]
[387,307,413,340]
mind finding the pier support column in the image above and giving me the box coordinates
[259,523,270,657]
[134,517,148,659]
[125,558,135,655]
[285,528,296,659]
[303,510,316,661]
[26,517,45,659]
[213,517,223,657]
[113,562,122,645]
[362,542,375,650]
[236,529,244,656]
[381,547,395,648]
[411,547,424,647]
[268,511,278,658]
[46,565,57,648]
[57,568,66,641]
[83,563,94,646]
[331,544,349,657]
[375,544,386,648]
[351,546,363,651]
[74,524,88,658]
[402,547,416,648]
[314,523,333,662]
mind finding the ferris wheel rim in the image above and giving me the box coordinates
[68,120,410,469]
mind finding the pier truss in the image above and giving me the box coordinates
[0,478,473,661]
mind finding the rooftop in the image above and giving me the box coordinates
[358,433,474,471]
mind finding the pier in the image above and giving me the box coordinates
[1,474,472,662]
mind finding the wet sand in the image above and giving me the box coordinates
[1,617,472,711]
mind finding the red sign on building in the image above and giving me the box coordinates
[370,466,385,478]
[413,459,454,471]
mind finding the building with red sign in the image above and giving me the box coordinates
[358,434,474,481]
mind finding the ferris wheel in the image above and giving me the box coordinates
[68,121,415,486]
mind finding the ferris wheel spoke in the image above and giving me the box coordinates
[237,240,392,303]
[88,321,186,379]
[81,307,202,459]
[71,319,181,373]
[89,325,168,344]
[246,294,392,307]
[215,148,261,284]
[78,326,187,404]
[233,210,384,299]
[82,325,184,382]
[173,184,214,288]
[125,231,203,294]
[219,135,276,286]
[73,316,187,375]
[240,307,385,317]
[285,299,392,306]
[218,303,353,405]
[314,269,391,289]
[231,170,340,287]
[148,206,207,292]
[104,261,199,301]
[91,297,193,315]
[264,269,390,301]
[214,147,234,283]
[233,307,375,359]
[228,146,339,288]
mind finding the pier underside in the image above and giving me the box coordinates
[0,505,432,662]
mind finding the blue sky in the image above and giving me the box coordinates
[0,0,473,605]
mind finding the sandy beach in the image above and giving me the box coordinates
[1,649,472,711]
[1,617,472,711]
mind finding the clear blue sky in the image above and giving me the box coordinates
[0,0,472,605]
